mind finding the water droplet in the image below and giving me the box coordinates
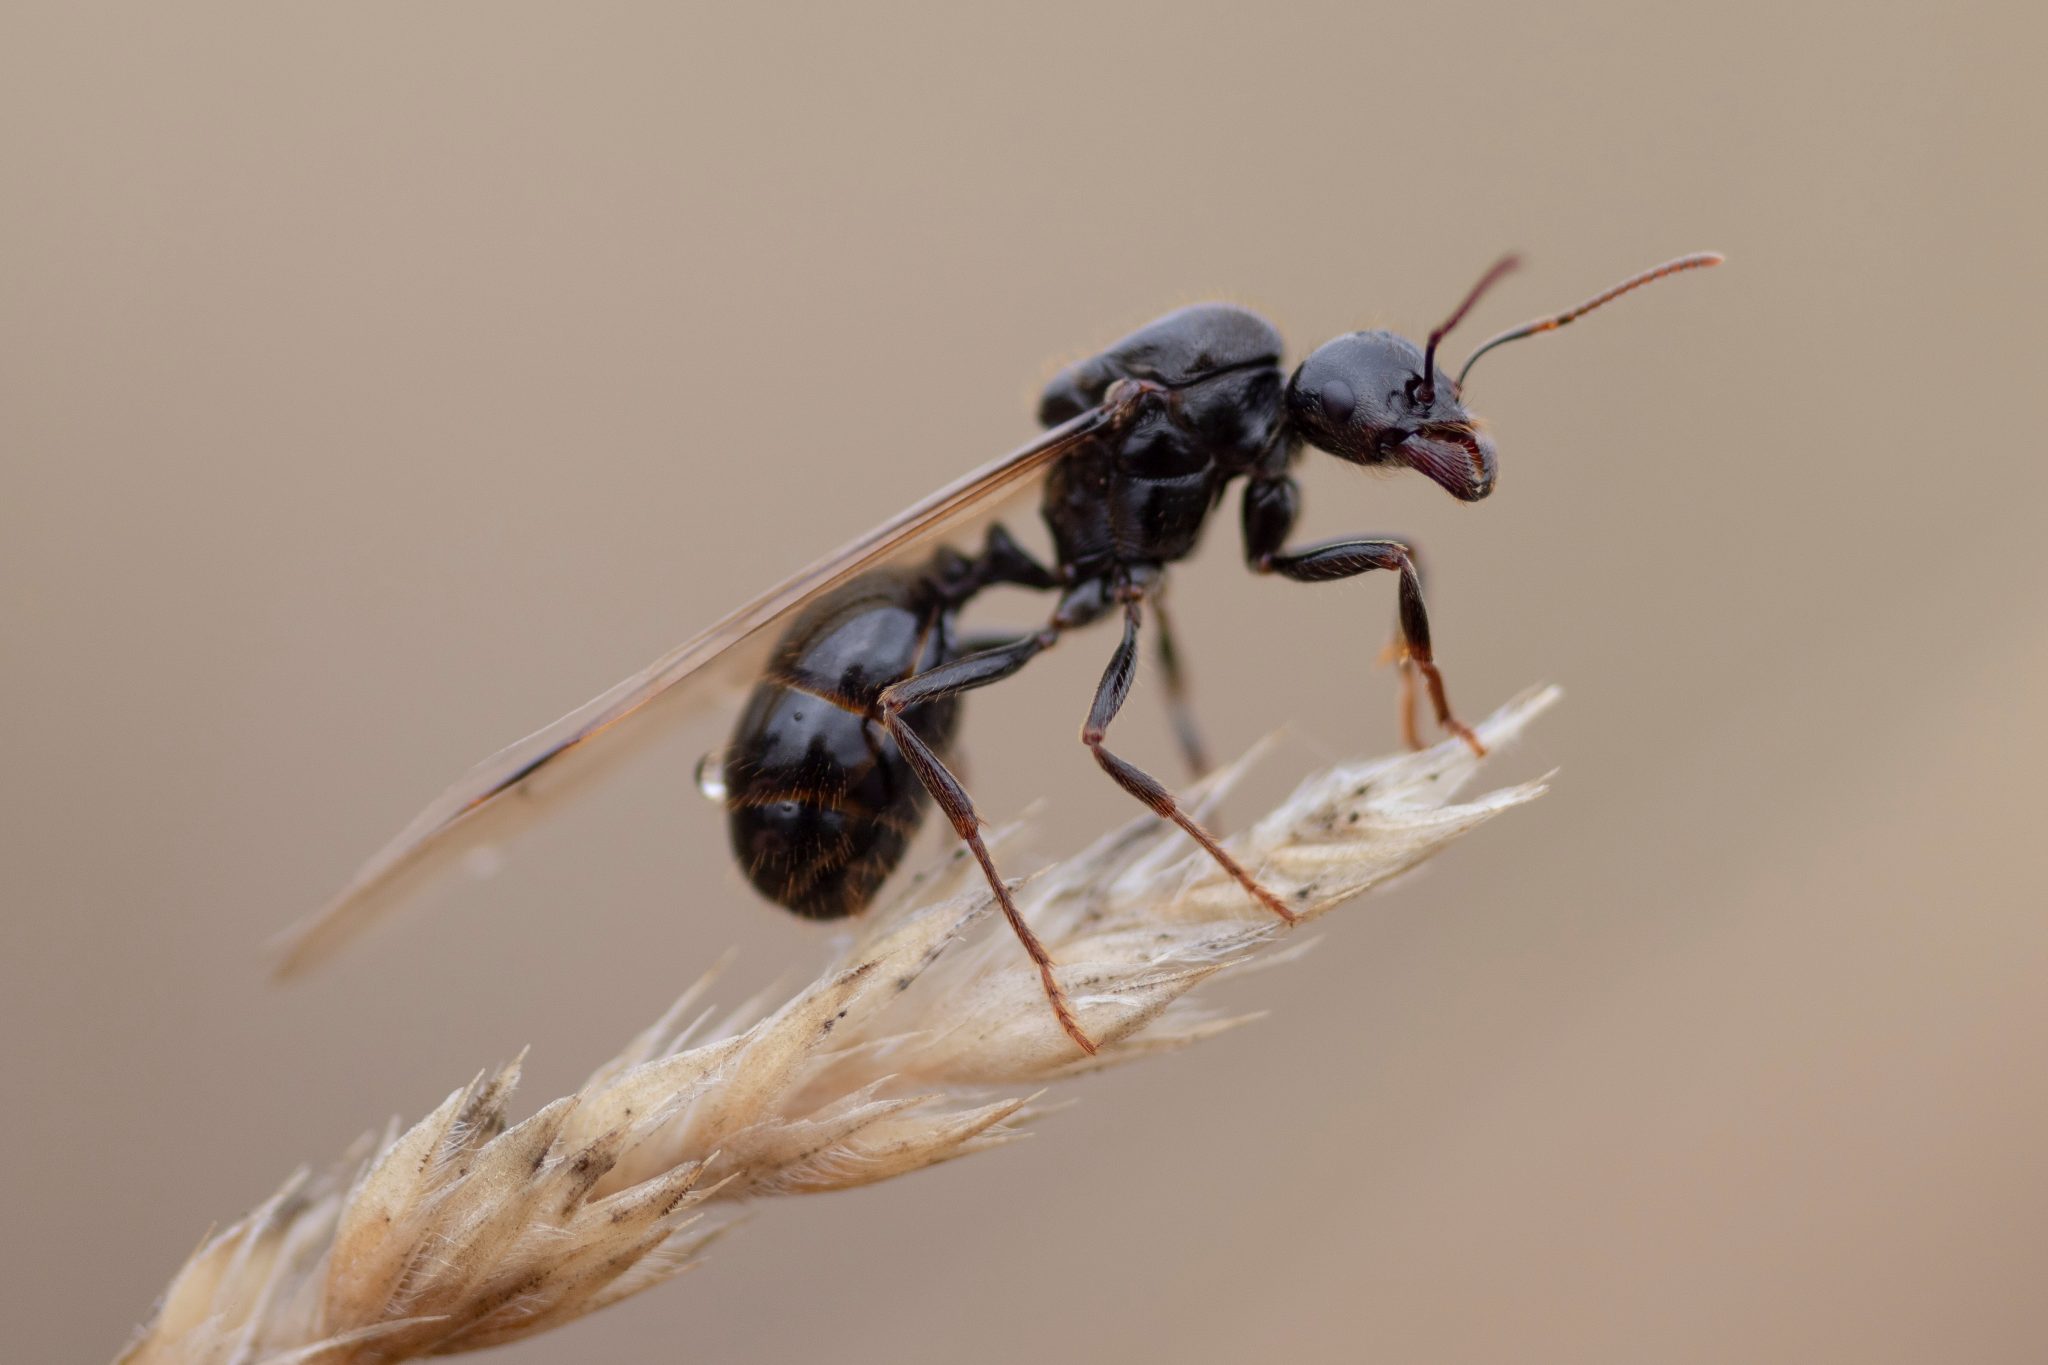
[694,750,729,802]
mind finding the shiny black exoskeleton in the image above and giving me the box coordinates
[721,572,961,923]
[722,530,1050,921]
[723,254,1721,1053]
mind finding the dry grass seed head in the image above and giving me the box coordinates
[117,685,1557,1364]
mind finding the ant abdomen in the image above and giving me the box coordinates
[721,569,962,921]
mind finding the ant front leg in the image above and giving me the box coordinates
[1242,475,1485,756]
[1082,595,1297,924]
[874,630,1099,1054]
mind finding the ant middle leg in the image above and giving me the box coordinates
[875,631,1099,1053]
[1265,537,1484,756]
[1082,598,1296,924]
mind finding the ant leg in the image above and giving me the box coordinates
[876,632,1098,1054]
[1264,538,1484,757]
[1083,599,1296,924]
[954,631,1037,657]
[1242,476,1478,755]
[1150,592,1211,778]
[1368,540,1427,750]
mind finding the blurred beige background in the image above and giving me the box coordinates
[6,3,2047,1362]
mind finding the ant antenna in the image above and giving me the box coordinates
[1456,251,1725,388]
[1416,254,1520,406]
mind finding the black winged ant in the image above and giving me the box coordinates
[281,253,1722,1054]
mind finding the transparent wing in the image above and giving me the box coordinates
[273,398,1136,976]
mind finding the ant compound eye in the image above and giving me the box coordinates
[1319,379,1356,429]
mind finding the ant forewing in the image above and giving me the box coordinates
[273,395,1143,979]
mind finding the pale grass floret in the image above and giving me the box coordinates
[117,686,1558,1364]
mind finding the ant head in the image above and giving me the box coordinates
[1286,328,1497,502]
[1286,256,1518,503]
[1287,250,1725,504]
